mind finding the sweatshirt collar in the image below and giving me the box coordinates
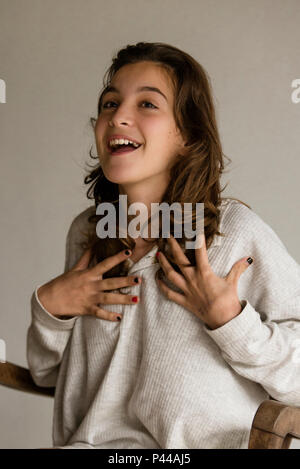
[126,244,160,275]
[126,199,229,273]
[126,229,223,275]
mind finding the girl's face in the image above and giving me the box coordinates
[94,61,187,190]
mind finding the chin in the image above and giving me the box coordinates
[102,169,138,185]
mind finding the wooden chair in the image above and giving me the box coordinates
[1,360,300,449]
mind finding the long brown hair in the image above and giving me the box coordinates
[82,42,250,279]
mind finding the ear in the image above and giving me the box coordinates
[174,127,189,156]
[178,141,189,156]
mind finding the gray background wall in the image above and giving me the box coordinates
[0,0,299,449]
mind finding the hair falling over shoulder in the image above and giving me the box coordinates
[82,42,251,280]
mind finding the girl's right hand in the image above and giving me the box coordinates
[37,248,141,322]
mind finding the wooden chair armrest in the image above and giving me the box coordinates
[0,361,55,397]
[248,399,300,449]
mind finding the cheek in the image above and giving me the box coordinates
[95,115,108,135]
[151,128,179,157]
[95,120,103,137]
[147,122,173,148]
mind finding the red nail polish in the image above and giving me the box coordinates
[132,296,138,303]
[156,252,160,258]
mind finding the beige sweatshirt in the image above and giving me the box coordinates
[26,198,300,449]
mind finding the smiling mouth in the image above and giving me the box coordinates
[108,144,142,155]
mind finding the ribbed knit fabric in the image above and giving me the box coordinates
[26,198,300,449]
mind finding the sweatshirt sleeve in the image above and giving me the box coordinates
[204,202,300,406]
[26,207,94,387]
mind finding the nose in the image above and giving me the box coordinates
[108,102,134,128]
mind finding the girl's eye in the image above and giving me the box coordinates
[102,101,157,109]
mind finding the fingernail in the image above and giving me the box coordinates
[116,316,122,321]
[125,250,131,256]
[247,257,253,264]
[156,252,160,258]
[134,277,140,283]
[132,296,138,303]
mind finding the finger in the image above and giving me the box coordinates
[194,232,211,273]
[165,234,194,282]
[225,256,254,285]
[97,275,142,291]
[71,248,93,271]
[156,277,187,307]
[93,292,139,305]
[89,249,132,278]
[157,250,189,293]
[89,305,123,322]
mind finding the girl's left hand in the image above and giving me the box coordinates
[156,234,254,330]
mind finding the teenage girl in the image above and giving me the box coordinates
[28,42,300,449]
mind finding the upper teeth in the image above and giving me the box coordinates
[109,138,140,148]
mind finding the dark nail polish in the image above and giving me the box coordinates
[134,277,139,283]
[117,316,121,321]
[125,250,131,256]
[247,257,253,264]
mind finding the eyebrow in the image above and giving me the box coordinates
[102,85,168,102]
